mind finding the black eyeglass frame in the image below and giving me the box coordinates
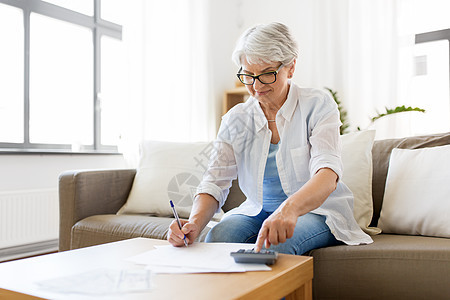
[236,64,285,85]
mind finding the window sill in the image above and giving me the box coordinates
[0,148,122,155]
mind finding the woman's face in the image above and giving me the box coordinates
[240,59,295,106]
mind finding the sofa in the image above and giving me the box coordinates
[59,132,450,300]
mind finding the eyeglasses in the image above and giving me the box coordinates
[236,64,284,85]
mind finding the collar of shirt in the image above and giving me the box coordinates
[250,81,299,133]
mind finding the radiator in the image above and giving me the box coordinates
[0,188,59,260]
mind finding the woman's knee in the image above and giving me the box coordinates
[205,215,261,243]
[205,222,231,242]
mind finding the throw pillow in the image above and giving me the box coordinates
[378,145,450,238]
[341,130,381,235]
[117,140,224,220]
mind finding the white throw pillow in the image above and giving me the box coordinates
[117,140,224,220]
[378,145,450,238]
[341,130,381,235]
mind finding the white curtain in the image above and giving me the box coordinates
[119,0,216,166]
[304,0,415,139]
[343,0,415,139]
[142,0,215,142]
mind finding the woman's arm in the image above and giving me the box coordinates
[189,193,220,231]
[254,167,337,251]
[284,167,338,216]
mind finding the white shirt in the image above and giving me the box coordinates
[196,82,373,245]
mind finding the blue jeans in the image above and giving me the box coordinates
[205,210,342,255]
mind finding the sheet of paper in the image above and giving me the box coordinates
[126,242,271,273]
[145,264,246,274]
[36,268,153,295]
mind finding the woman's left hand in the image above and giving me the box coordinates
[254,204,298,252]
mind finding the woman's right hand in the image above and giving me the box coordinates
[168,193,219,247]
[167,219,200,247]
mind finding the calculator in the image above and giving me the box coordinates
[230,249,278,265]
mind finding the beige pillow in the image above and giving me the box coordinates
[341,130,381,235]
[378,145,450,238]
[117,140,224,220]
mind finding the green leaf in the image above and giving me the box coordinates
[370,106,426,123]
[325,87,350,135]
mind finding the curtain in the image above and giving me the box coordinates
[119,0,215,166]
[142,0,215,142]
[306,0,416,139]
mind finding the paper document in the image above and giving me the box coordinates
[36,268,153,295]
[126,242,271,273]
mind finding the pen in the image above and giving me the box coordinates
[169,200,188,247]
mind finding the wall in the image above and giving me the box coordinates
[0,152,126,259]
[0,154,127,192]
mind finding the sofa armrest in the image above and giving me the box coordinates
[58,169,136,251]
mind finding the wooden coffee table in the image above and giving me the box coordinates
[0,238,313,300]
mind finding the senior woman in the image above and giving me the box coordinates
[168,22,372,254]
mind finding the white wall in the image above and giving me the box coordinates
[0,154,127,192]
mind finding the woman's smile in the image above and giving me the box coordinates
[255,89,270,97]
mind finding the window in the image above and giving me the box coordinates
[0,4,23,143]
[397,0,450,137]
[411,29,450,135]
[0,0,123,153]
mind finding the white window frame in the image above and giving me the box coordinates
[0,0,122,153]
[415,28,450,109]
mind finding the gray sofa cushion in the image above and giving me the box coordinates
[71,215,211,249]
[309,234,450,299]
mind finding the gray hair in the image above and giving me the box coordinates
[232,22,299,67]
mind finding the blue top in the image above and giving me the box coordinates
[262,142,288,213]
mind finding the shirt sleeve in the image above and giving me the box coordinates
[195,116,238,210]
[308,93,343,180]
